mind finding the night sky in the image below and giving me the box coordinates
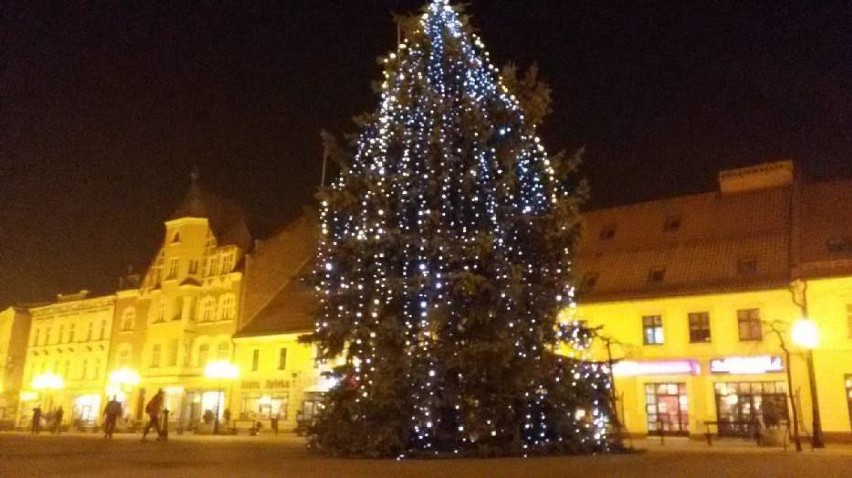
[2,0,850,306]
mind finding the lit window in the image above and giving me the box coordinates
[599,224,617,240]
[198,344,209,368]
[118,347,131,368]
[663,216,681,232]
[221,252,235,274]
[167,258,179,279]
[647,267,666,284]
[688,312,711,343]
[121,308,136,331]
[643,315,664,345]
[219,295,236,321]
[199,297,216,322]
[737,309,762,341]
[151,344,161,368]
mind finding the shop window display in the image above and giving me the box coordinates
[714,381,787,437]
[645,382,688,435]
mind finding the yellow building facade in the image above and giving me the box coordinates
[19,292,115,429]
[570,161,852,442]
[0,307,31,428]
[106,171,252,432]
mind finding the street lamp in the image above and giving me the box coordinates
[107,368,140,405]
[204,360,239,434]
[791,318,825,449]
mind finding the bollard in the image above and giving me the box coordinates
[161,409,169,441]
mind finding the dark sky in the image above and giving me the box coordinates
[2,0,850,306]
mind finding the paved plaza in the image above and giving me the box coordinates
[0,432,849,477]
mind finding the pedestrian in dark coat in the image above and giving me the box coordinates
[52,407,64,434]
[103,396,123,439]
[31,406,43,434]
[141,389,165,441]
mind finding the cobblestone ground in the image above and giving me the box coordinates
[0,432,849,477]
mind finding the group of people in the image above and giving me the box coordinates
[28,388,168,441]
[29,405,64,434]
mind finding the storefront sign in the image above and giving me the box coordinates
[241,381,261,390]
[710,355,783,374]
[266,380,291,390]
[612,360,700,377]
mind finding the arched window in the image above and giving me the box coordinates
[218,294,236,321]
[197,343,210,367]
[217,341,229,360]
[198,297,215,322]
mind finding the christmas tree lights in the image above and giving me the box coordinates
[307,0,616,457]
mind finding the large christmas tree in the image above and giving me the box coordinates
[307,0,615,457]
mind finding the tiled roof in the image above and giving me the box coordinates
[169,171,253,251]
[575,186,792,302]
[796,179,852,278]
[234,213,318,337]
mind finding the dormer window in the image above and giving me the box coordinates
[647,267,666,283]
[581,272,599,290]
[171,232,181,244]
[827,237,852,254]
[663,216,681,232]
[599,224,617,240]
[737,257,757,276]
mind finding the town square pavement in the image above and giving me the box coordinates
[0,432,849,477]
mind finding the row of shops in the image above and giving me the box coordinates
[611,354,852,440]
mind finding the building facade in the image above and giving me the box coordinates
[106,170,252,432]
[0,307,31,429]
[569,161,852,441]
[19,291,115,428]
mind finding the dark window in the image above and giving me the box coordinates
[827,237,852,254]
[737,309,762,341]
[648,267,666,283]
[599,225,617,240]
[643,315,664,345]
[688,312,711,343]
[737,257,757,275]
[252,350,260,372]
[581,272,599,290]
[663,216,681,232]
[278,348,288,370]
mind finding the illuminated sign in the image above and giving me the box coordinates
[710,355,783,374]
[612,360,700,377]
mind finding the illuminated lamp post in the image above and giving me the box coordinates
[32,372,65,411]
[791,318,825,449]
[204,360,239,435]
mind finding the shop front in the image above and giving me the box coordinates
[846,375,852,432]
[709,355,788,437]
[645,382,690,436]
[235,378,296,431]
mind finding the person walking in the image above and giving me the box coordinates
[52,407,64,434]
[103,396,123,439]
[31,406,43,434]
[141,389,165,442]
[270,413,279,437]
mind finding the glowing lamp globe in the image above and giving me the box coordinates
[791,318,819,350]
